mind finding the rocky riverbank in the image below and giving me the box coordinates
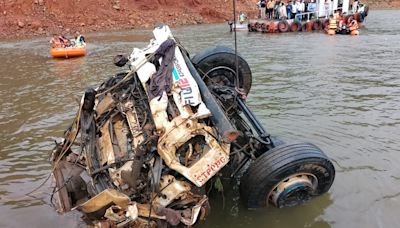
[0,0,398,40]
[0,0,258,40]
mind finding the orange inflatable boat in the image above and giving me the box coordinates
[50,46,86,58]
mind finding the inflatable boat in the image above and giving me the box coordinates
[50,46,86,58]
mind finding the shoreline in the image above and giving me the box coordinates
[0,0,257,41]
[0,3,398,42]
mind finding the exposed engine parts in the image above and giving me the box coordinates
[50,25,335,227]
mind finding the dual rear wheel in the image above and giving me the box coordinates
[192,47,335,209]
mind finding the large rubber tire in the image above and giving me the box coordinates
[261,23,269,33]
[278,20,289,32]
[290,20,302,32]
[191,46,252,95]
[303,22,313,32]
[321,19,329,30]
[240,143,335,209]
[255,22,262,32]
[312,20,322,30]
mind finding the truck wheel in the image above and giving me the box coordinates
[240,143,335,209]
[191,46,252,95]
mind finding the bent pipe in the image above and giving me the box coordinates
[236,97,271,145]
[181,49,238,142]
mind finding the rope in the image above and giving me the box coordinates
[96,52,156,98]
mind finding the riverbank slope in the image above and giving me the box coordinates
[0,0,398,40]
[0,0,258,40]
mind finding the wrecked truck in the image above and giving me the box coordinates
[50,25,335,227]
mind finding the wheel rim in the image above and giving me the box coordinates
[203,66,237,88]
[268,173,318,208]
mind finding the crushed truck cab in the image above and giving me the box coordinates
[50,25,335,227]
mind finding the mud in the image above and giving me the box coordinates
[0,0,258,40]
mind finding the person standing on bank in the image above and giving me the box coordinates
[291,0,297,20]
[307,0,316,20]
[279,2,287,19]
[267,0,275,19]
[274,0,281,19]
[257,0,267,19]
[286,1,292,19]
[297,0,305,21]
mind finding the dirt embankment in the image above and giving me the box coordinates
[367,0,400,8]
[0,0,258,40]
[0,0,398,40]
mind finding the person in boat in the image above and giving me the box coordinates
[333,9,339,20]
[357,3,365,13]
[50,35,60,48]
[336,11,346,31]
[348,19,359,31]
[57,35,71,48]
[74,31,86,47]
[352,0,359,13]
[328,14,337,31]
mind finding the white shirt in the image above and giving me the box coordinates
[299,2,305,12]
[291,3,297,13]
[352,1,359,13]
[295,2,302,12]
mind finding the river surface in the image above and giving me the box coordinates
[1,10,399,228]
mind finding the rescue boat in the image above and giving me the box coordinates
[235,1,367,35]
[50,46,87,58]
[325,26,360,36]
[229,22,249,32]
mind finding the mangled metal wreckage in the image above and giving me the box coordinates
[51,25,335,227]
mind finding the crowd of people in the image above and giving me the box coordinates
[257,0,317,21]
[50,32,86,48]
[256,0,363,21]
[328,9,359,33]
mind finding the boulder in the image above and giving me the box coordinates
[17,21,25,28]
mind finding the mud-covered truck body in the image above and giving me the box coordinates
[50,25,335,227]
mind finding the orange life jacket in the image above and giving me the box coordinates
[329,18,337,30]
[349,20,359,31]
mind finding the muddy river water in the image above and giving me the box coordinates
[1,10,399,228]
